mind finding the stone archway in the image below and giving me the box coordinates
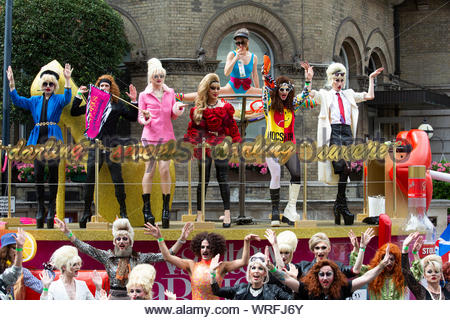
[365,29,393,75]
[198,1,299,65]
[333,17,365,75]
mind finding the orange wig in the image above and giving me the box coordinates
[95,75,120,103]
[301,259,348,299]
[367,243,405,296]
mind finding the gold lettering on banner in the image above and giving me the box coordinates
[0,135,395,164]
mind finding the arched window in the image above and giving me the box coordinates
[216,31,274,139]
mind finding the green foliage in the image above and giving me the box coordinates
[0,0,130,123]
[431,160,450,200]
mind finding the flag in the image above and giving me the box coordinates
[435,224,450,257]
[85,85,111,139]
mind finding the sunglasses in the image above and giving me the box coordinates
[279,251,291,255]
[279,87,292,93]
[318,271,333,277]
[314,246,328,250]
[210,85,220,91]
[129,288,143,294]
[334,72,345,77]
[42,82,55,87]
[334,79,345,83]
[153,74,165,79]
[235,41,246,46]
[115,237,129,242]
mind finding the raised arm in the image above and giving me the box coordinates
[264,229,284,269]
[364,68,384,100]
[70,86,88,116]
[218,233,260,277]
[144,222,194,273]
[63,63,73,89]
[401,232,427,299]
[301,61,314,97]
[251,54,259,88]
[352,228,375,274]
[351,244,390,292]
[267,262,300,293]
[224,51,239,77]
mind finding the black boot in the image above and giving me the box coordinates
[142,194,155,226]
[46,198,56,229]
[270,188,280,227]
[338,197,354,225]
[118,197,128,219]
[333,199,341,225]
[79,203,92,229]
[161,194,170,229]
[36,188,45,229]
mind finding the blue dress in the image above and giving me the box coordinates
[228,51,254,93]
[10,88,72,145]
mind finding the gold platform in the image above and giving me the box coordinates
[3,219,410,241]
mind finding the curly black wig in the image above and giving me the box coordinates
[190,232,227,258]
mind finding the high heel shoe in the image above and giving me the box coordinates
[161,194,170,229]
[222,212,231,228]
[142,194,155,226]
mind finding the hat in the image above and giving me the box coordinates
[1,233,17,248]
[40,70,60,80]
[233,28,249,39]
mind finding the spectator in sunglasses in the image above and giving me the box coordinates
[261,64,316,226]
[6,64,73,229]
[55,218,193,299]
[0,229,26,300]
[210,252,292,300]
[269,245,391,299]
[306,62,383,226]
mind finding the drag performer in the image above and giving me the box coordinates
[269,246,391,300]
[222,28,261,95]
[307,62,383,225]
[71,76,138,228]
[7,65,73,228]
[184,73,241,227]
[402,232,450,300]
[55,218,193,299]
[175,28,261,103]
[0,229,26,300]
[138,58,185,228]
[262,63,315,226]
[126,264,176,300]
[266,230,368,279]
[0,233,42,299]
[210,252,292,300]
[39,246,102,300]
[348,230,423,299]
[145,223,259,300]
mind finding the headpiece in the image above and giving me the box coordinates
[246,252,269,284]
[40,70,60,80]
[98,78,112,86]
[233,28,249,39]
[112,218,135,246]
[0,233,16,248]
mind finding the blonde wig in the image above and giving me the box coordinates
[147,58,166,84]
[277,231,298,264]
[39,73,60,92]
[193,73,220,124]
[50,245,82,272]
[326,62,346,87]
[308,232,331,252]
[112,218,135,246]
[246,252,270,284]
[421,254,443,273]
[126,264,156,299]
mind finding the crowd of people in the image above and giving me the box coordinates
[1,225,448,300]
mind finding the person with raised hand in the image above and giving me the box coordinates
[0,228,26,300]
[269,245,391,299]
[145,222,259,300]
[55,217,192,299]
[39,245,102,300]
[210,252,292,300]
[401,232,450,300]
[7,65,72,229]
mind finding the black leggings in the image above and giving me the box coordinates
[196,157,230,211]
[34,159,59,202]
[84,148,126,207]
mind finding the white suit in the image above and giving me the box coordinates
[312,88,367,185]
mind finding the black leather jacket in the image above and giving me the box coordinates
[211,282,293,300]
[294,259,356,278]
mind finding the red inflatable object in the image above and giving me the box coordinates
[388,129,433,211]
[378,214,392,248]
